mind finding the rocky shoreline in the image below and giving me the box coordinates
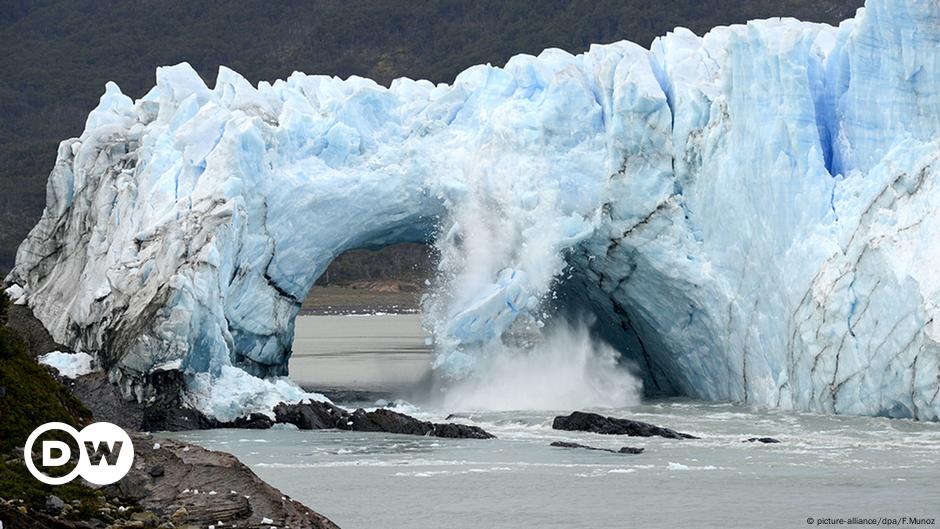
[2,432,340,529]
[3,434,341,529]
[112,432,339,529]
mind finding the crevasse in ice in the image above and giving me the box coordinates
[7,0,940,419]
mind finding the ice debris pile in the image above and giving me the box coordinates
[6,0,940,419]
[37,351,96,379]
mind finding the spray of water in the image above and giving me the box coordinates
[417,149,638,411]
[435,318,643,412]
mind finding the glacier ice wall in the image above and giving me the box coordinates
[6,0,940,419]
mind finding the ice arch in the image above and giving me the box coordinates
[7,0,940,419]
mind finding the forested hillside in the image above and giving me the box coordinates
[0,0,863,268]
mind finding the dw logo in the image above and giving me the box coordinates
[23,422,134,485]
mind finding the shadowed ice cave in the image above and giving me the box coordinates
[6,0,940,420]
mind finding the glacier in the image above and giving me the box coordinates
[6,0,940,420]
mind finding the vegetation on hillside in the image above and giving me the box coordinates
[0,0,863,268]
[0,292,91,453]
[0,291,106,521]
[316,243,433,286]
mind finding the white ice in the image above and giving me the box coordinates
[37,351,96,379]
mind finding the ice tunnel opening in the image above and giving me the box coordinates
[226,207,442,381]
[418,249,689,412]
[284,242,437,396]
[283,232,683,412]
[552,266,684,400]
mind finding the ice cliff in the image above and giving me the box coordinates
[7,0,940,420]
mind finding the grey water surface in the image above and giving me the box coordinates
[287,314,432,394]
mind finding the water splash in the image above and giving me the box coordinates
[419,159,623,411]
[422,156,604,379]
[434,319,642,412]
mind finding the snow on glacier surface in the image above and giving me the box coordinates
[6,0,940,420]
[38,351,96,379]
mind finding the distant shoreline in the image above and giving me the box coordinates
[299,307,420,316]
[301,284,423,315]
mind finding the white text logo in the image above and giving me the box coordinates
[24,422,134,485]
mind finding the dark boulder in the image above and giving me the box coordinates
[73,369,275,431]
[224,412,274,429]
[552,411,699,439]
[274,400,346,430]
[342,408,495,439]
[141,405,217,431]
[141,368,221,430]
[345,408,429,435]
[744,437,781,443]
[428,421,495,439]
[618,446,646,454]
[273,402,495,439]
[550,441,644,454]
[68,371,144,430]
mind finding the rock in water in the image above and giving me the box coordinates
[225,412,275,429]
[342,408,495,439]
[550,441,645,454]
[744,437,781,444]
[618,446,646,454]
[272,401,495,438]
[552,411,698,439]
[274,400,347,430]
[429,421,495,439]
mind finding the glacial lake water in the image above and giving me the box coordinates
[175,315,940,529]
[287,314,432,394]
